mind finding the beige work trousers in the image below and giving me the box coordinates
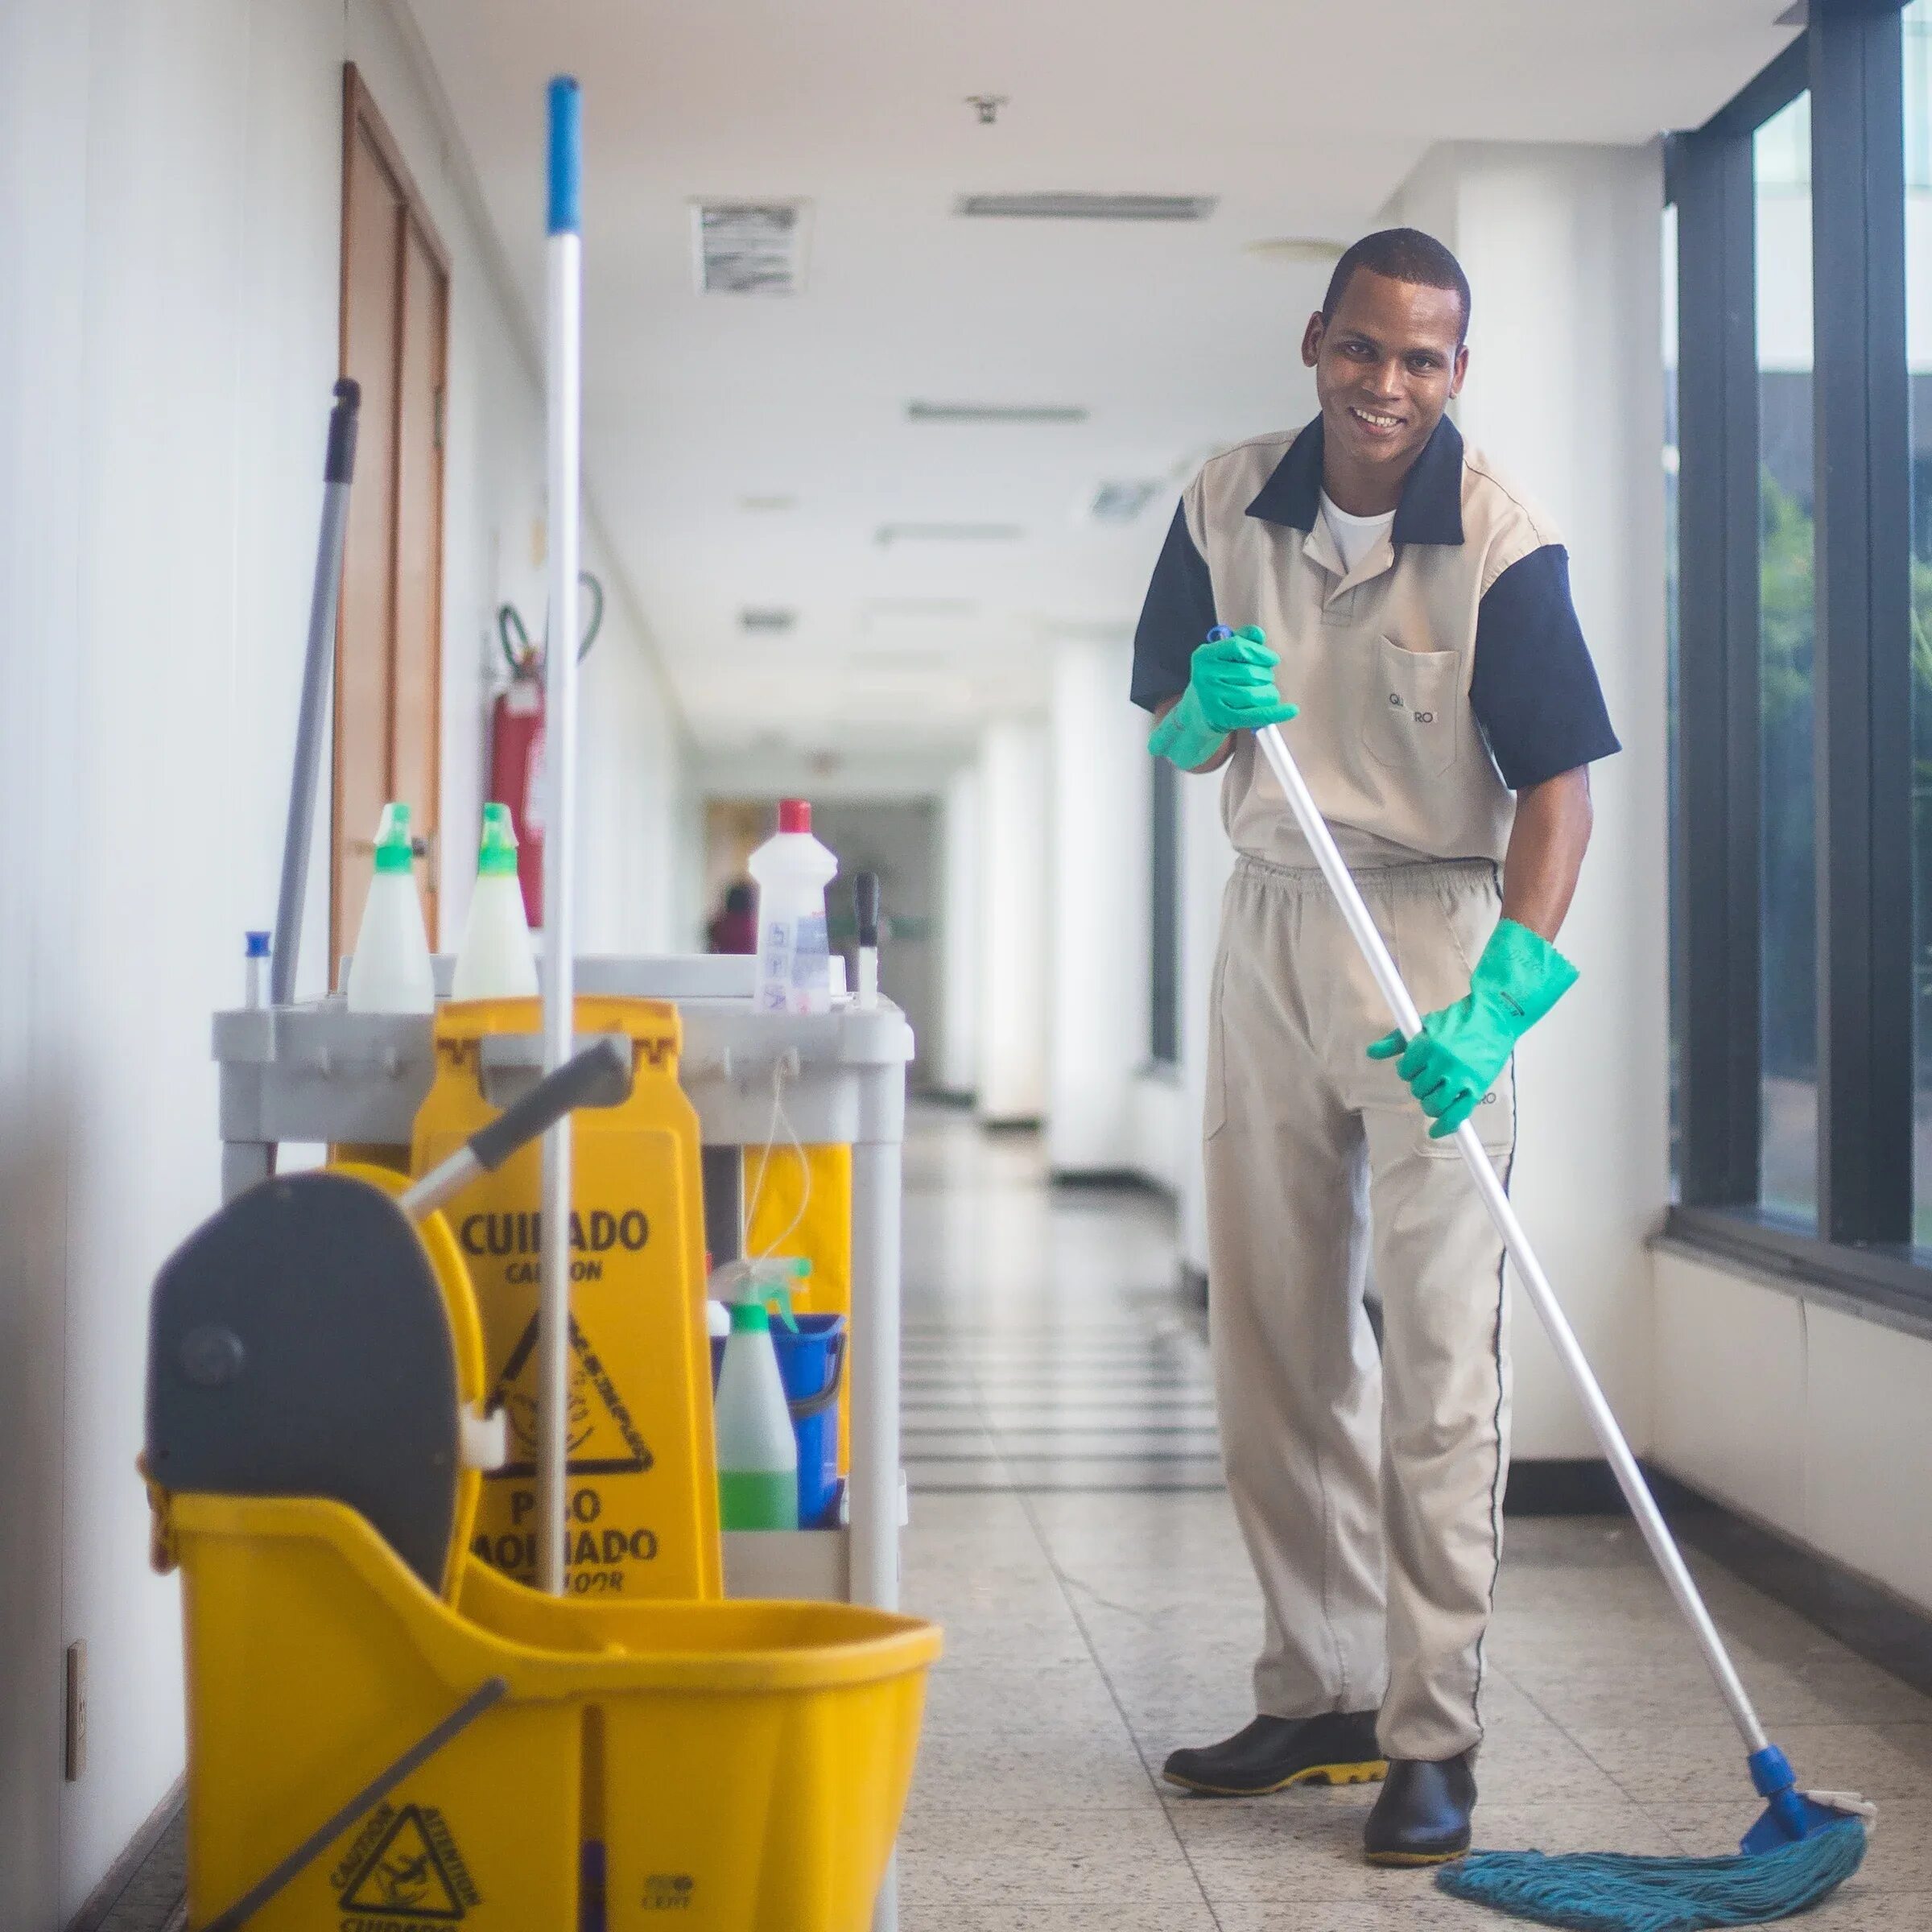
[1204,854,1517,1764]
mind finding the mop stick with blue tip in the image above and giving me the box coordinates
[1217,630,1873,1930]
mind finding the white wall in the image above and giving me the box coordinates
[1382,142,1672,1458]
[1046,638,1149,1174]
[939,766,980,1097]
[1653,1251,1932,1616]
[976,720,1051,1124]
[0,4,682,1922]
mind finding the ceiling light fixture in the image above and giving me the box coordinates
[1243,237,1348,266]
[739,609,798,632]
[906,401,1088,425]
[956,192,1216,221]
[1089,480,1162,523]
[738,493,799,512]
[875,522,1025,547]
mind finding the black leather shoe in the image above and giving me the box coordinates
[1362,1750,1476,1864]
[1162,1711,1385,1797]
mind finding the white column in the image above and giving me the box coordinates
[938,764,980,1097]
[1380,142,1670,1455]
[1046,637,1145,1174]
[975,719,1050,1124]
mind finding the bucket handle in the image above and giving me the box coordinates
[786,1329,847,1422]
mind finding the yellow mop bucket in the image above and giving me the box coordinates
[169,1492,938,1932]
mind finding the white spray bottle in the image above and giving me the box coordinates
[345,803,435,1013]
[452,802,539,1000]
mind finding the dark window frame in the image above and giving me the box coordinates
[1668,0,1926,1305]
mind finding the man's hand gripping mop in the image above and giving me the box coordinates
[1213,629,1872,1931]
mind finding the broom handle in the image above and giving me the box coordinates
[1249,712,1770,1757]
[537,75,584,1597]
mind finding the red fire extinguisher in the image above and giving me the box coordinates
[488,576,602,926]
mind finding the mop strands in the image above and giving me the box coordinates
[1435,1752,1872,1930]
[1218,658,1876,1930]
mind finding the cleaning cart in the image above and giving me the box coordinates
[154,1044,935,1932]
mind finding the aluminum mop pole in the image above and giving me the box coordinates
[270,379,360,1008]
[1228,646,1868,1889]
[537,76,584,1597]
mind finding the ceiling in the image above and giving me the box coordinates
[407,0,1794,762]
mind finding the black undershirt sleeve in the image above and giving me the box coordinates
[1468,544,1620,789]
[1129,500,1216,709]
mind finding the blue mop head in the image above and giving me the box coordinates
[1436,1747,1869,1931]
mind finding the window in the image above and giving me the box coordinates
[1150,753,1179,1067]
[1909,0,1932,1240]
[1753,94,1818,1226]
[1671,7,1927,1315]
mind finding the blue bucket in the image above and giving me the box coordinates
[770,1314,847,1530]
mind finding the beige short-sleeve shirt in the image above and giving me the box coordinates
[1130,415,1620,869]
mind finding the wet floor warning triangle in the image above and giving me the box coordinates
[336,1804,469,1921]
[490,1311,654,1479]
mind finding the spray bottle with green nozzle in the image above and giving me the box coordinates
[711,1257,811,1530]
[345,803,436,1013]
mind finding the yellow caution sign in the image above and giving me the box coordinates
[413,997,720,1600]
[742,1141,853,1472]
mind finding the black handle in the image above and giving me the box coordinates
[468,1039,630,1172]
[854,872,881,948]
[324,378,361,483]
[786,1331,847,1421]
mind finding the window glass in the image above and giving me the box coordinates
[1664,200,1682,1195]
[1905,1,1932,1240]
[1754,93,1818,1225]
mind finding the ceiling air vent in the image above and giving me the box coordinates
[956,192,1216,222]
[907,401,1088,425]
[691,202,810,295]
[1090,480,1162,524]
[739,608,797,632]
[875,523,1025,547]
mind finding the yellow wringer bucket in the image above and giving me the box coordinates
[145,1045,939,1931]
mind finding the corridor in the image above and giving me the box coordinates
[893,1108,1932,1930]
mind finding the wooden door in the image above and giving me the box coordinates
[332,64,448,973]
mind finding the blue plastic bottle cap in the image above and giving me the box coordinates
[245,931,272,958]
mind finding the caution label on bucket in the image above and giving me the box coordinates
[412,998,721,1600]
[333,1801,481,1925]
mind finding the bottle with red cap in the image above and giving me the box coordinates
[748,799,840,1014]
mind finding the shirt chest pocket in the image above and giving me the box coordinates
[1363,634,1461,781]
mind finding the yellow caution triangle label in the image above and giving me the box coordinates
[490,1311,653,1479]
[336,1804,471,1921]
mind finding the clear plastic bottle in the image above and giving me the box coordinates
[345,803,436,1013]
[748,799,838,1015]
[714,1298,799,1530]
[452,803,539,1000]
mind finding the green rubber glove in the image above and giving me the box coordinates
[1148,625,1299,768]
[1366,918,1579,1138]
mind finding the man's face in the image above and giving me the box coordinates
[1301,267,1468,479]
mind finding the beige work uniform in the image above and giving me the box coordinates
[1133,415,1618,1763]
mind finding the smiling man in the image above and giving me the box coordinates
[1130,229,1619,1864]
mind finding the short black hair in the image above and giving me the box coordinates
[1322,228,1471,341]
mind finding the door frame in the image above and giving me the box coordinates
[333,63,450,962]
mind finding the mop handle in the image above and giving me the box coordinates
[537,76,584,1596]
[1245,707,1770,1757]
[270,379,360,1008]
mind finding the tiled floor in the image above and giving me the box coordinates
[896,1105,1932,1930]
